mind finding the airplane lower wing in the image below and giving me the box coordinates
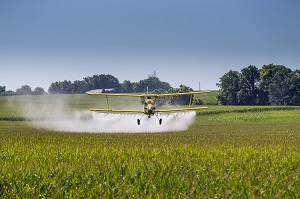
[157,107,208,113]
[88,91,211,97]
[90,108,143,113]
[90,107,207,113]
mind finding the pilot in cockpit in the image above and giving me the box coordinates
[145,96,154,105]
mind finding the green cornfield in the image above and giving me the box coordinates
[1,95,300,198]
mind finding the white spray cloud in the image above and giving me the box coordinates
[33,111,196,133]
[16,95,196,133]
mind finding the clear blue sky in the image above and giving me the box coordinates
[1,0,300,91]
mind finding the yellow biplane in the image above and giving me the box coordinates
[88,90,210,125]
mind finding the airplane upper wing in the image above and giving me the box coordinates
[157,107,208,113]
[87,90,211,97]
[88,93,146,97]
[90,108,143,113]
[156,91,211,97]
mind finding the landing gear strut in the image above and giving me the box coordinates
[155,114,162,125]
[137,115,162,125]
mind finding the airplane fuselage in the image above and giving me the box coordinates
[144,103,156,117]
[143,97,156,118]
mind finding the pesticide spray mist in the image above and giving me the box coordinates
[34,111,196,133]
[18,96,196,133]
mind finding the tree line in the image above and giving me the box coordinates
[217,64,300,105]
[0,73,171,96]
[46,73,195,105]
[47,73,172,94]
[2,64,300,106]
[0,73,195,105]
[0,85,46,96]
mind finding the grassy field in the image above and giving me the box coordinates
[194,90,219,105]
[1,94,300,198]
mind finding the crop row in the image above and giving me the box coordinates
[1,123,300,198]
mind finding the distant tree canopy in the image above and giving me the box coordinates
[132,75,171,93]
[1,73,192,101]
[16,85,32,95]
[217,64,300,105]
[46,73,196,105]
[0,86,15,96]
[6,64,300,106]
[0,86,5,93]
[84,74,120,92]
[48,74,120,94]
[48,80,73,94]
[33,87,46,95]
[0,86,8,96]
[15,85,45,95]
[48,73,172,94]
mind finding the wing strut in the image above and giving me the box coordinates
[106,95,110,110]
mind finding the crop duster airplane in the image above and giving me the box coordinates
[88,90,210,125]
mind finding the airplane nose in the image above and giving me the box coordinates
[147,107,153,115]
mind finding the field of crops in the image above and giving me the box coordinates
[1,94,300,198]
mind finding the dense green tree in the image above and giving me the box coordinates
[216,70,240,105]
[237,65,260,105]
[120,80,133,93]
[258,64,277,104]
[217,64,300,105]
[72,80,89,94]
[16,85,32,95]
[48,80,73,94]
[33,87,45,95]
[83,74,120,91]
[0,86,5,93]
[0,86,6,96]
[61,80,73,94]
[133,76,171,93]
[268,73,290,105]
[289,69,300,105]
[48,82,59,94]
[258,64,294,105]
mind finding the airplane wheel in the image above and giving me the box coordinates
[137,119,140,125]
[159,119,162,125]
